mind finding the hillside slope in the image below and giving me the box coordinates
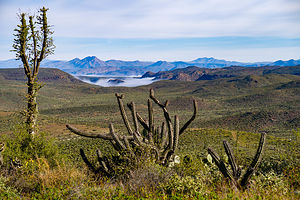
[0,67,299,137]
[142,65,300,81]
[0,68,83,84]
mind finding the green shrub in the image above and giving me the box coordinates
[0,176,20,199]
[1,124,59,168]
[284,165,300,190]
[163,173,204,197]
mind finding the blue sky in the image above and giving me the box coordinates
[0,0,299,62]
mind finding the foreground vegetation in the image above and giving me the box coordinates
[0,125,298,199]
[0,68,299,199]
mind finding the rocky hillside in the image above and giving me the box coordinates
[142,65,300,81]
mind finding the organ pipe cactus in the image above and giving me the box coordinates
[66,89,197,174]
[207,132,266,189]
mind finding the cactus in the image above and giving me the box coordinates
[66,89,197,175]
[0,142,5,166]
[207,132,266,189]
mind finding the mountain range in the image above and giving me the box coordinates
[142,65,300,81]
[0,56,299,76]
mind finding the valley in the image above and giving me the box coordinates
[0,66,299,137]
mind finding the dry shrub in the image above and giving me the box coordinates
[36,158,87,189]
[125,162,174,195]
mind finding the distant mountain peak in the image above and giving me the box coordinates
[69,58,80,62]
[82,56,102,62]
[150,61,169,66]
[191,57,228,63]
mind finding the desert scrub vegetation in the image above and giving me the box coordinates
[1,94,299,199]
[0,124,299,198]
[0,76,298,198]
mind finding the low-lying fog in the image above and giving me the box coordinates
[76,75,159,87]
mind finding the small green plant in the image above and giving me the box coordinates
[0,176,20,199]
[163,173,203,197]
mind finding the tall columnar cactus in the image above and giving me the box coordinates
[66,89,197,174]
[207,132,266,189]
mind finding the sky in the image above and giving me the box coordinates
[0,0,299,62]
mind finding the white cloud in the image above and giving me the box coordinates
[1,0,299,38]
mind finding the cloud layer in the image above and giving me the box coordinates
[0,0,299,61]
[1,0,300,38]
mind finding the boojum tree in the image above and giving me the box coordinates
[12,7,55,135]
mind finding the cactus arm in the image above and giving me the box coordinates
[165,150,174,165]
[115,93,134,136]
[80,149,96,173]
[96,149,110,175]
[110,140,121,152]
[66,124,113,140]
[109,123,126,150]
[149,89,173,148]
[123,136,134,155]
[223,140,239,179]
[148,99,154,131]
[168,126,174,151]
[66,124,134,141]
[133,131,143,146]
[249,132,266,170]
[128,102,141,136]
[136,113,150,131]
[240,168,255,188]
[179,99,197,135]
[160,122,165,140]
[160,149,170,165]
[240,132,266,187]
[0,142,4,166]
[149,89,172,124]
[173,115,179,152]
[128,102,143,141]
[160,122,168,149]
[127,103,150,131]
[154,126,160,144]
[148,99,154,144]
[208,148,235,182]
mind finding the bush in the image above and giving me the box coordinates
[163,173,204,196]
[1,124,59,168]
[0,176,20,199]
[126,162,173,195]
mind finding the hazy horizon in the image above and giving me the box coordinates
[1,55,299,63]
